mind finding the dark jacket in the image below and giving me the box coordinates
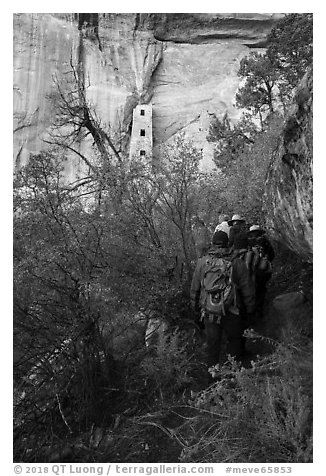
[190,246,255,316]
[228,224,246,249]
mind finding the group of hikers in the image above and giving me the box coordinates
[190,214,275,376]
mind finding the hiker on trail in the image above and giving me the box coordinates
[214,214,231,237]
[247,225,275,263]
[228,214,247,250]
[247,225,275,319]
[231,233,252,272]
[190,231,255,373]
[231,233,250,259]
[231,233,258,326]
[232,233,261,277]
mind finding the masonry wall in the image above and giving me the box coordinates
[129,104,153,159]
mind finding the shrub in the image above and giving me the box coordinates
[179,335,312,463]
[219,113,284,224]
[139,330,196,404]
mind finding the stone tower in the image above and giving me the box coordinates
[129,104,153,160]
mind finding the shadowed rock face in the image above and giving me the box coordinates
[13,13,282,170]
[151,13,283,44]
[265,69,313,263]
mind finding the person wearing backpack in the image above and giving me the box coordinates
[247,225,275,319]
[190,231,255,372]
[248,225,275,263]
[231,233,250,260]
[214,214,231,237]
[228,214,247,249]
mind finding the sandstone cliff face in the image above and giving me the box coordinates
[13,14,80,168]
[13,13,282,169]
[265,70,313,263]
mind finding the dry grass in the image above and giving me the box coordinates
[178,327,312,463]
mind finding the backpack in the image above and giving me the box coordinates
[201,256,235,316]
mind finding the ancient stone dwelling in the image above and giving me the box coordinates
[129,104,153,160]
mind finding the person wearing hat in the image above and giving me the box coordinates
[228,214,247,249]
[247,225,275,320]
[214,214,231,237]
[190,230,255,375]
[247,225,275,263]
[232,233,251,264]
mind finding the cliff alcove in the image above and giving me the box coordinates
[13,13,282,169]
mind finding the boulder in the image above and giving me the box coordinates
[273,291,305,313]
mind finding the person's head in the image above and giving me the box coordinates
[212,231,228,248]
[248,225,265,238]
[228,214,246,227]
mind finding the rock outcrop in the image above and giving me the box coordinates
[265,69,313,263]
[13,13,283,170]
